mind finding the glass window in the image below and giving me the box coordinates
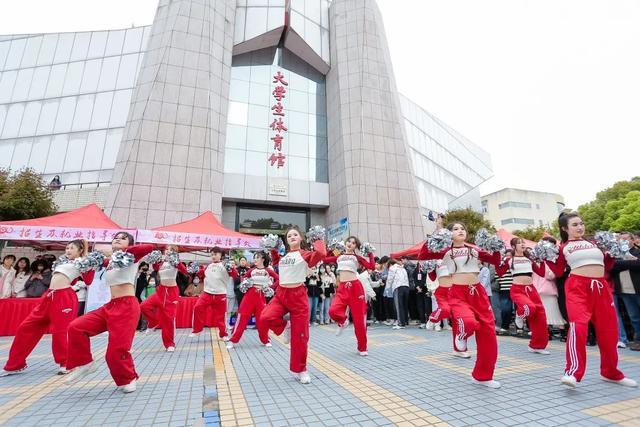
[80,58,101,93]
[83,130,107,170]
[53,33,74,64]
[245,150,266,176]
[1,103,24,138]
[245,8,268,41]
[123,27,143,53]
[0,105,6,134]
[250,63,271,84]
[5,38,26,70]
[288,111,308,134]
[229,79,250,103]
[72,94,95,132]
[237,206,308,235]
[228,101,249,126]
[105,30,126,56]
[226,124,247,149]
[97,56,119,91]
[36,99,59,135]
[29,136,50,172]
[234,7,246,43]
[21,36,43,68]
[247,104,269,128]
[248,81,270,106]
[288,89,308,113]
[116,53,138,89]
[53,96,77,133]
[141,27,152,51]
[102,128,122,169]
[36,34,58,66]
[70,33,91,61]
[288,132,308,157]
[10,138,32,170]
[305,0,321,24]
[0,139,15,169]
[288,155,307,180]
[90,91,113,129]
[19,101,41,137]
[224,148,246,174]
[12,68,34,102]
[267,7,285,31]
[0,41,10,69]
[109,89,133,127]
[44,63,66,98]
[87,31,108,58]
[246,127,269,152]
[64,133,87,172]
[28,66,50,100]
[62,61,84,96]
[0,70,17,103]
[232,65,251,82]
[44,134,68,173]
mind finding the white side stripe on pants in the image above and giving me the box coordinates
[567,321,579,376]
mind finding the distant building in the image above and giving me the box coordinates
[481,188,565,232]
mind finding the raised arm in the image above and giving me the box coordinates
[478,249,502,267]
[125,244,155,262]
[417,244,446,261]
[545,249,567,278]
[81,270,95,285]
[301,240,327,268]
[267,267,280,288]
[323,255,339,264]
[531,260,546,277]
[175,262,189,276]
[495,257,510,276]
[270,248,281,266]
[356,253,375,270]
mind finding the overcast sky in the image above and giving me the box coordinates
[1,0,638,208]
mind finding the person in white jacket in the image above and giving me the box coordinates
[0,255,16,298]
[386,260,409,329]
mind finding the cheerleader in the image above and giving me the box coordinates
[1,240,96,377]
[325,236,374,355]
[261,226,326,384]
[426,261,470,359]
[65,233,153,393]
[227,251,279,349]
[497,238,549,354]
[418,223,503,388]
[546,212,637,388]
[189,247,238,339]
[141,245,188,352]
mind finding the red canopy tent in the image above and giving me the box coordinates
[390,241,424,260]
[137,211,261,250]
[0,203,130,249]
[496,229,536,249]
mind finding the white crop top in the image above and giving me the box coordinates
[337,254,359,273]
[204,262,230,295]
[510,256,533,276]
[435,261,450,279]
[562,240,604,269]
[53,262,81,282]
[249,268,273,287]
[279,251,308,285]
[443,247,480,275]
[105,262,140,287]
[158,262,178,281]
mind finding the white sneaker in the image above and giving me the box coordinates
[425,320,436,330]
[561,374,577,388]
[121,379,137,393]
[373,321,379,324]
[418,323,427,329]
[166,346,175,353]
[189,332,200,338]
[264,342,272,348]
[442,323,452,331]
[283,321,291,345]
[336,319,349,336]
[359,351,369,356]
[384,320,393,326]
[528,347,550,355]
[0,366,27,377]
[455,336,468,352]
[515,316,524,329]
[617,341,627,349]
[298,371,311,384]
[144,327,155,335]
[64,362,97,384]
[453,351,471,359]
[57,366,69,375]
[226,342,234,349]
[472,378,501,389]
[392,325,402,330]
[601,376,638,387]
[435,324,442,332]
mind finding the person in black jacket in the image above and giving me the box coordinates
[610,232,640,351]
[306,266,322,326]
[234,257,250,306]
[413,261,431,328]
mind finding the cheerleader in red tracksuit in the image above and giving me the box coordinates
[142,245,189,352]
[426,261,469,359]
[497,238,549,354]
[190,247,238,339]
[418,222,502,388]
[261,225,326,384]
[1,240,95,377]
[227,251,279,349]
[65,232,153,393]
[325,236,374,356]
[546,212,637,388]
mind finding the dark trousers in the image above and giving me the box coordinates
[373,287,385,321]
[415,291,431,324]
[384,296,396,321]
[499,290,513,330]
[394,287,410,326]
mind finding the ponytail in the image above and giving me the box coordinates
[558,212,580,243]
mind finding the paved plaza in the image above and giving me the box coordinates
[1,324,640,426]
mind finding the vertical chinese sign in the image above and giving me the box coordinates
[269,71,288,169]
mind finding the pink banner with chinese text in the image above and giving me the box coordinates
[136,229,261,249]
[0,225,135,243]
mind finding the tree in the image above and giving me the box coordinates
[0,168,57,221]
[443,207,495,241]
[512,226,548,242]
[578,177,640,233]
[603,190,640,232]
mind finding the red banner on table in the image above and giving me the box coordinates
[137,229,261,249]
[0,225,134,243]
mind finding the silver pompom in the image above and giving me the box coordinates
[166,251,180,267]
[594,231,629,259]
[187,262,200,274]
[224,260,234,273]
[328,238,346,253]
[427,229,453,253]
[239,278,253,293]
[108,251,135,270]
[360,241,376,257]
[475,228,505,253]
[52,255,71,270]
[424,260,438,273]
[306,225,326,244]
[261,234,281,250]
[262,284,274,298]
[530,240,559,262]
[74,251,105,273]
[145,250,164,264]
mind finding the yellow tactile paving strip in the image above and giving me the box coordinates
[418,354,550,376]
[582,397,640,425]
[210,331,255,427]
[271,334,450,427]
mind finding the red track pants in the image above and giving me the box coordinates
[66,295,139,386]
[565,275,624,382]
[429,286,462,352]
[510,284,549,350]
[261,285,309,373]
[230,287,269,345]
[4,288,78,371]
[449,284,497,381]
[140,285,179,348]
[329,279,368,352]
[192,292,227,337]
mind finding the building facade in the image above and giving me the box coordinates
[0,0,492,254]
[481,188,566,232]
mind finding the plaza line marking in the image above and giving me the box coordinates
[210,331,254,427]
[417,354,550,376]
[582,397,640,425]
[367,332,428,348]
[271,334,450,427]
